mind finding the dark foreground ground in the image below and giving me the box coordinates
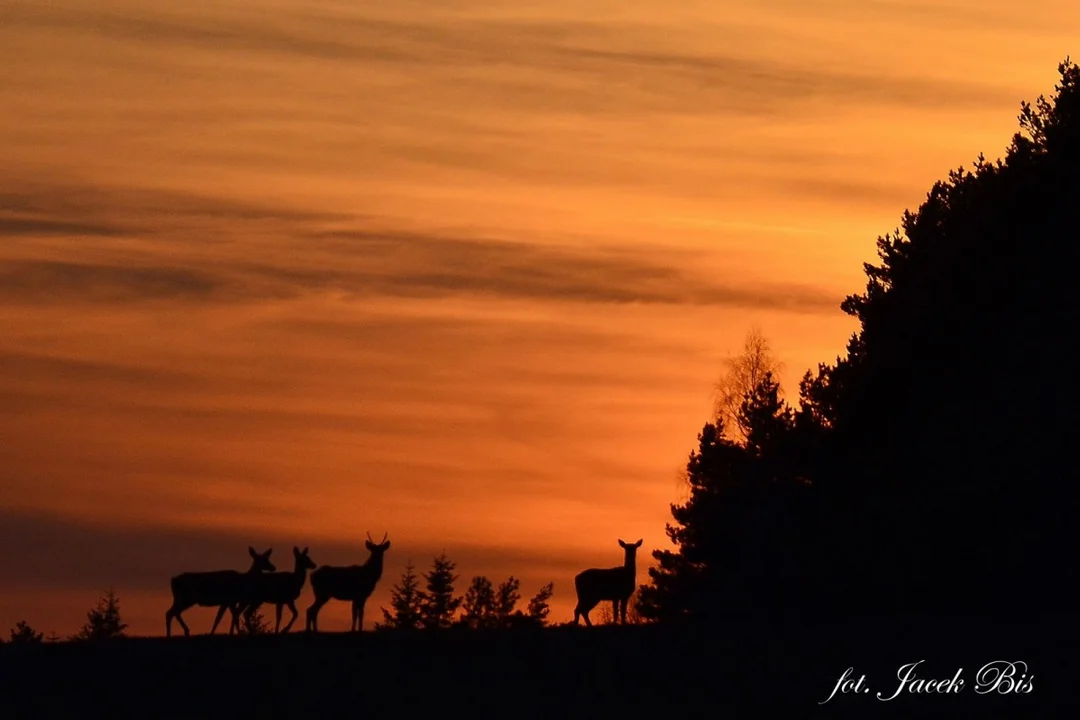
[1,615,1074,718]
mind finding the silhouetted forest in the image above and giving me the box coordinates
[638,59,1080,620]
[3,58,1078,717]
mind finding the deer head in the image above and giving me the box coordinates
[617,538,642,565]
[365,531,391,553]
[293,546,317,571]
[249,546,276,572]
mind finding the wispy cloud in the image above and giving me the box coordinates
[0,260,222,304]
[0,179,842,312]
[0,181,355,237]
[3,0,1021,119]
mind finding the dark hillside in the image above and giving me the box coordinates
[1,616,1073,718]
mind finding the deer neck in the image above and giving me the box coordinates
[366,552,385,583]
[624,554,636,579]
[292,560,309,587]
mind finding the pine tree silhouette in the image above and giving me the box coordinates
[72,589,128,641]
[377,560,423,631]
[459,576,497,629]
[418,553,462,630]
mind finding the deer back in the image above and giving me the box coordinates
[171,569,246,605]
[312,564,377,601]
[574,565,635,601]
[249,570,304,603]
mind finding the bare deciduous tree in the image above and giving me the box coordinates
[712,326,784,443]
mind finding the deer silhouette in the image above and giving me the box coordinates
[305,532,391,633]
[573,538,643,626]
[236,546,317,634]
[165,547,276,638]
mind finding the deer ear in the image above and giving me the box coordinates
[618,539,627,548]
[249,546,257,557]
[266,548,273,557]
[382,541,391,550]
[303,546,309,554]
[635,539,643,547]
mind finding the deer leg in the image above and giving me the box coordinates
[306,597,327,633]
[619,599,628,624]
[210,604,229,634]
[177,613,191,637]
[354,602,365,633]
[229,604,245,635]
[577,598,594,627]
[166,601,191,638]
[275,604,283,633]
[573,598,590,626]
[281,600,298,633]
[574,599,596,627]
[165,608,176,638]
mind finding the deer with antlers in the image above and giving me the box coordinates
[235,546,317,634]
[305,532,391,633]
[573,538,643,626]
[165,546,276,638]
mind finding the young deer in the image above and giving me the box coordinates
[165,547,276,638]
[236,546,317,634]
[305,532,391,633]
[573,538,643,626]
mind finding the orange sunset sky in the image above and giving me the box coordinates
[2,0,1078,636]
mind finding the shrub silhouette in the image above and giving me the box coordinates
[236,608,272,636]
[455,575,553,629]
[72,589,128,641]
[8,621,44,644]
[524,582,555,626]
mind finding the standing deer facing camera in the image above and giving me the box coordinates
[306,532,391,633]
[573,538,643,626]
[236,546,317,634]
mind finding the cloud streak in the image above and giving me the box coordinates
[0,180,841,313]
[3,0,1021,119]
